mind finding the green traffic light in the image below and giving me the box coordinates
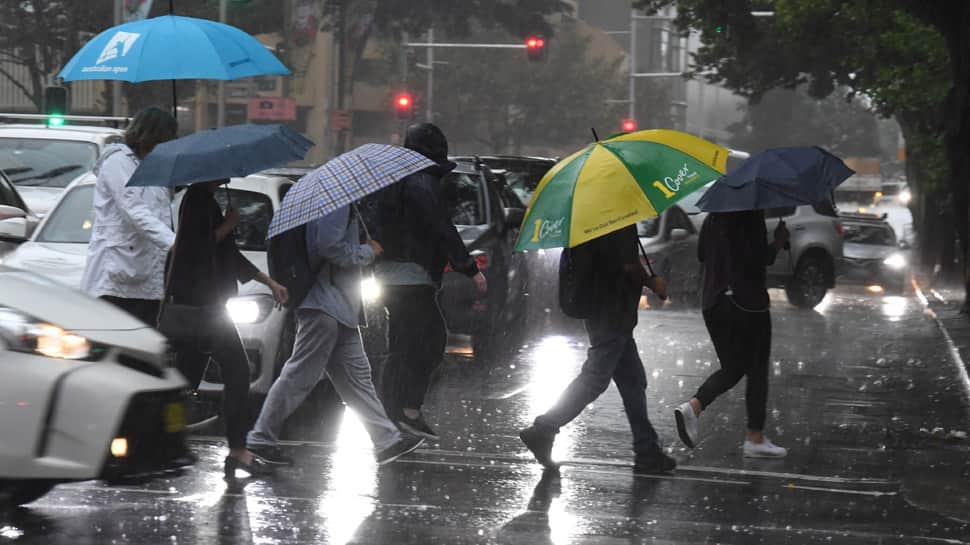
[47,116,65,127]
[714,24,724,33]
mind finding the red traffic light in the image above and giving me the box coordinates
[393,92,413,119]
[525,35,546,61]
[621,118,637,132]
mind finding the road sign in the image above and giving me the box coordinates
[248,97,296,121]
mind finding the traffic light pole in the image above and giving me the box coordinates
[112,0,123,117]
[404,39,528,124]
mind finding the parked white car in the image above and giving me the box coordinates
[0,123,124,216]
[0,265,191,506]
[1,173,296,401]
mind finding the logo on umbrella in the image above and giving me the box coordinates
[530,217,565,243]
[95,31,141,65]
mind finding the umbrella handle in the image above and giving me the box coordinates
[637,236,657,277]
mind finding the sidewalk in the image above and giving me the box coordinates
[906,273,970,522]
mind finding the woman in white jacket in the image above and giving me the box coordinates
[80,106,177,324]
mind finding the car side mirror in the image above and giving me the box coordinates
[0,205,28,242]
[898,240,910,250]
[670,228,689,241]
[505,208,525,229]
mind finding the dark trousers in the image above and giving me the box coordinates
[380,285,447,418]
[100,296,160,326]
[695,293,771,431]
[175,317,251,449]
[535,323,660,456]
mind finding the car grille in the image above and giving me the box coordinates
[100,389,193,482]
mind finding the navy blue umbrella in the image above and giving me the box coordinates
[127,123,314,188]
[697,146,854,212]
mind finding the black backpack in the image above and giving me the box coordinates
[558,243,594,319]
[267,224,323,310]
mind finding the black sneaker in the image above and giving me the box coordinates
[519,426,558,469]
[376,435,425,465]
[633,450,676,475]
[249,444,294,466]
[397,414,440,441]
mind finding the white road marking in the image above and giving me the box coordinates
[914,281,970,413]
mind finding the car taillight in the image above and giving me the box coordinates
[443,253,489,272]
[474,254,489,270]
[833,220,845,235]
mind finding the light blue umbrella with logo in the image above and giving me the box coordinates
[57,14,290,114]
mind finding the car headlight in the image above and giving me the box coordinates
[898,189,912,205]
[226,295,275,324]
[361,275,382,304]
[883,253,907,270]
[0,306,95,360]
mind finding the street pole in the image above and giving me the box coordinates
[426,28,434,122]
[112,0,122,117]
[629,9,636,122]
[217,0,227,128]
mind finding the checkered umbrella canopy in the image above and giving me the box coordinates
[268,143,435,238]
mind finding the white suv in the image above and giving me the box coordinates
[764,203,844,308]
[0,123,124,216]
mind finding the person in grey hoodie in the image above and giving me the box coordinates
[246,205,424,466]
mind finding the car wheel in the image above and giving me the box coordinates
[786,256,829,308]
[0,480,55,506]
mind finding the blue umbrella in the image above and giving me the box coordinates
[268,144,435,238]
[697,146,854,212]
[57,15,290,113]
[126,123,314,188]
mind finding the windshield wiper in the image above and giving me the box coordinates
[1,167,32,177]
[13,164,83,186]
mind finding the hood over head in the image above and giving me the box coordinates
[92,143,135,176]
[404,123,455,170]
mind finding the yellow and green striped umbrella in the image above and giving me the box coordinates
[515,129,729,251]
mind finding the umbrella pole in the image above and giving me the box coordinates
[172,80,177,119]
[590,128,600,142]
[636,237,657,277]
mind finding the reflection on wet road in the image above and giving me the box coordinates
[4,288,969,544]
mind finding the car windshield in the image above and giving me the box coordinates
[677,183,711,214]
[212,189,274,252]
[843,223,896,246]
[0,138,97,188]
[637,217,660,238]
[35,184,95,243]
[442,172,486,226]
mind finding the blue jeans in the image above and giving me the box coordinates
[535,324,660,455]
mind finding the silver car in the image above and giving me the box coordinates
[0,123,124,216]
[763,203,844,308]
[2,173,298,401]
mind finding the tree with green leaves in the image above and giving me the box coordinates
[636,0,970,307]
[0,0,112,111]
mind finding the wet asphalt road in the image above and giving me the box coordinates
[3,286,970,544]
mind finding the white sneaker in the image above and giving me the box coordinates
[674,402,698,448]
[743,438,788,458]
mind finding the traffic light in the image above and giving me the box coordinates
[525,35,546,62]
[44,86,68,126]
[621,118,637,132]
[393,92,413,120]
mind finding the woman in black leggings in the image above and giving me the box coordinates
[166,180,287,479]
[673,210,790,458]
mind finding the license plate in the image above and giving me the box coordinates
[164,402,186,433]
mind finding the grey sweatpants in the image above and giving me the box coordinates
[247,309,401,452]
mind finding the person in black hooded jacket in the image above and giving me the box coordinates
[373,123,487,441]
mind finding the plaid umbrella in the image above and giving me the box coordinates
[268,143,434,237]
